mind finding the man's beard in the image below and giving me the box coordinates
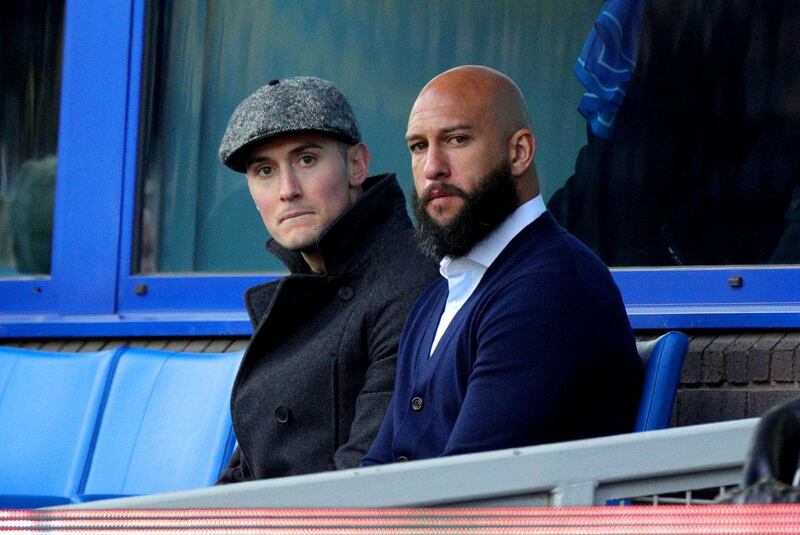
[412,160,519,260]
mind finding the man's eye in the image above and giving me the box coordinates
[450,135,467,145]
[409,142,426,153]
[257,166,273,176]
[298,155,316,166]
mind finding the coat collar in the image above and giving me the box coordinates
[245,173,410,328]
[265,173,408,275]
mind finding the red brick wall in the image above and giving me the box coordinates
[651,332,800,427]
[0,337,248,353]
[6,333,800,428]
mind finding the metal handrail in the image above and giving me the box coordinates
[60,418,758,509]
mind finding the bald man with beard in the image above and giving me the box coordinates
[362,66,644,465]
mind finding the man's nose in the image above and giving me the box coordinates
[279,170,302,202]
[423,145,449,181]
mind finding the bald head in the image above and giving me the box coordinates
[415,65,532,137]
[406,65,538,206]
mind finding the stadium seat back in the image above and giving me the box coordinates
[634,331,689,431]
[0,347,121,507]
[79,348,243,498]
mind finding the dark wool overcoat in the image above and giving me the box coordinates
[217,173,438,483]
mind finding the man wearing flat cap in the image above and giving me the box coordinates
[217,77,437,483]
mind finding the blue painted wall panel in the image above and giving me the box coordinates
[50,0,132,315]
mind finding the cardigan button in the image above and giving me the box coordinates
[274,406,291,424]
[411,396,424,411]
[338,285,354,301]
[396,455,409,462]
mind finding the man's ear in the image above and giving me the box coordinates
[347,143,371,187]
[508,129,535,177]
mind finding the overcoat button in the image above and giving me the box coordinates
[411,397,424,411]
[338,286,354,301]
[274,406,291,424]
[397,455,409,462]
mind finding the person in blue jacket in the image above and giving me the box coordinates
[362,66,644,465]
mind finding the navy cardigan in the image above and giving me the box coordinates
[363,212,643,464]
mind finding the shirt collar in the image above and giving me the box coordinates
[439,195,547,277]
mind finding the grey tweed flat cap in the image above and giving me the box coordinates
[219,76,361,172]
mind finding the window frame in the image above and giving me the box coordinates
[0,0,268,338]
[1,0,799,338]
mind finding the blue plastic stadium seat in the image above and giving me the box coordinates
[606,332,689,506]
[0,346,122,508]
[634,331,689,432]
[73,348,243,502]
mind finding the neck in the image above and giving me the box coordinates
[301,251,325,273]
[516,175,539,205]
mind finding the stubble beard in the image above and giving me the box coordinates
[412,160,519,260]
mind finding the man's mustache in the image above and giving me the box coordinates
[420,184,469,204]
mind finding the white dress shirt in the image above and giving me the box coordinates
[430,195,547,355]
